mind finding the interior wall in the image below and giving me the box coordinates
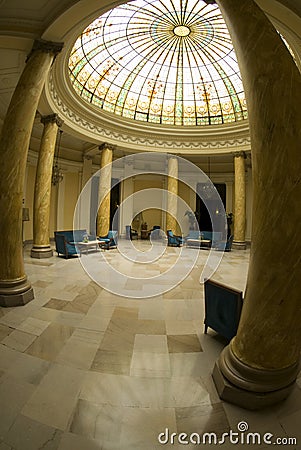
[23,159,253,242]
[178,180,196,235]
[49,185,58,237]
[23,163,81,239]
[133,176,164,231]
[63,172,80,229]
[140,208,162,230]
[23,164,36,242]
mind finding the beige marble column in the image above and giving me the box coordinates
[82,155,93,188]
[97,144,114,237]
[0,39,63,306]
[232,151,246,249]
[212,0,301,409]
[31,114,63,259]
[166,155,178,233]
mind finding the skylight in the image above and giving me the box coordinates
[68,0,248,126]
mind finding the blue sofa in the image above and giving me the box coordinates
[54,229,88,258]
[200,231,224,247]
[185,230,201,241]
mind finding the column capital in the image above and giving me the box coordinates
[165,153,178,171]
[41,113,64,128]
[233,151,247,159]
[26,39,64,63]
[98,143,116,152]
[83,154,93,161]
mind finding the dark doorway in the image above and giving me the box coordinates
[196,183,226,231]
[110,179,120,230]
[90,175,99,237]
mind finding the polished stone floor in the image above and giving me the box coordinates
[0,242,300,449]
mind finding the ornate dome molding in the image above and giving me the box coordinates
[46,64,251,154]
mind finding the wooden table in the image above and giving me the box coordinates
[186,238,211,249]
[140,229,149,239]
[76,240,105,255]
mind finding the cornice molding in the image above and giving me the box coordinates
[0,18,44,38]
[46,70,251,155]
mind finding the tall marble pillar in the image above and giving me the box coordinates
[31,114,63,258]
[0,39,63,306]
[97,144,114,237]
[82,155,93,188]
[166,155,178,233]
[232,151,246,249]
[213,0,301,409]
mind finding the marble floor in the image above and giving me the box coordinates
[0,242,300,449]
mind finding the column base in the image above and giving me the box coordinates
[31,245,53,259]
[232,240,247,250]
[0,276,34,307]
[212,345,299,410]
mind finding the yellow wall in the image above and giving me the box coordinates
[49,185,58,237]
[131,176,196,234]
[178,180,195,210]
[23,164,80,240]
[137,208,162,230]
[133,176,164,230]
[134,176,163,192]
[177,180,196,235]
[23,160,252,243]
[63,172,79,229]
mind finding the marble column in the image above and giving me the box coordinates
[97,144,114,237]
[166,155,178,233]
[232,151,246,249]
[31,114,63,258]
[0,39,63,306]
[82,155,93,187]
[213,0,301,409]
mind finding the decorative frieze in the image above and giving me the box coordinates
[48,74,251,153]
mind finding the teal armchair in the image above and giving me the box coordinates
[167,230,183,247]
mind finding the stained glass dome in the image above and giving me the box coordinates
[68,0,248,126]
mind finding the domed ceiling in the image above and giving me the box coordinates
[68,0,248,127]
